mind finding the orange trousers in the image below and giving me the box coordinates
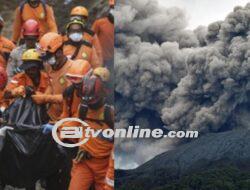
[104,184,114,190]
[69,157,109,190]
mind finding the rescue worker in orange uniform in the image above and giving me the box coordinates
[104,148,114,190]
[68,7,103,65]
[0,16,16,69]
[60,67,111,119]
[12,0,58,44]
[31,32,70,121]
[92,0,114,69]
[63,19,102,68]
[4,49,49,100]
[39,56,92,190]
[31,32,91,122]
[59,68,113,190]
[7,19,40,79]
[92,1,114,103]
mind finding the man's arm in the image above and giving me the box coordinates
[46,6,58,33]
[12,7,22,43]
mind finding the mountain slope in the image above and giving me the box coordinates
[116,130,250,189]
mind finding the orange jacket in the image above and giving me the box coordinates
[80,106,113,158]
[92,17,114,62]
[5,71,49,94]
[84,32,103,66]
[60,90,80,118]
[0,36,16,68]
[63,33,103,68]
[44,59,73,121]
[60,91,113,158]
[12,2,58,43]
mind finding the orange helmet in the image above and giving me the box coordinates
[0,66,7,89]
[39,32,63,53]
[66,60,92,83]
[70,6,89,17]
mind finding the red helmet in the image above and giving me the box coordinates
[81,74,107,107]
[0,66,7,89]
[22,19,39,36]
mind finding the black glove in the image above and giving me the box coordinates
[25,86,35,97]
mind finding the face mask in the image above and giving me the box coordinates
[69,33,83,42]
[47,56,56,65]
[25,66,40,82]
[110,9,115,16]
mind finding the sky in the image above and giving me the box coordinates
[158,0,250,29]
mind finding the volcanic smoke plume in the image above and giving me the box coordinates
[115,0,250,168]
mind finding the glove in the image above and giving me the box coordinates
[11,86,25,97]
[25,86,35,97]
[74,149,92,163]
[0,126,14,137]
[42,123,54,134]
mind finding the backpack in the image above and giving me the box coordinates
[63,40,93,60]
[63,85,114,129]
[19,0,47,19]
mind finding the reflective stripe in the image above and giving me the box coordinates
[111,151,114,160]
[65,73,83,78]
[106,177,114,187]
[10,80,18,84]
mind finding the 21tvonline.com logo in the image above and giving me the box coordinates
[52,118,199,148]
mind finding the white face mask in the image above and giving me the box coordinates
[110,9,115,16]
[69,33,83,42]
[47,56,56,65]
